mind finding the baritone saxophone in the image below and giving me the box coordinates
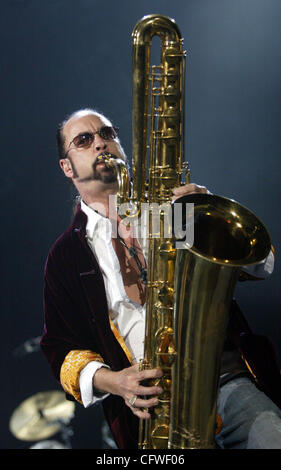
[111,14,271,449]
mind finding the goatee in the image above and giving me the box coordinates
[92,160,117,183]
[74,159,117,184]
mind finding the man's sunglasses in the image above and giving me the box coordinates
[66,126,119,154]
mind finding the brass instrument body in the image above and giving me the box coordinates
[132,14,188,206]
[132,15,187,449]
[112,14,271,449]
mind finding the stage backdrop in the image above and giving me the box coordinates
[1,0,280,449]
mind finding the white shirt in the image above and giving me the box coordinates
[79,200,146,407]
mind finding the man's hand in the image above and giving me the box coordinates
[172,183,210,201]
[93,364,163,419]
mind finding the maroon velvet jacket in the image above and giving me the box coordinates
[41,205,281,449]
[40,206,138,449]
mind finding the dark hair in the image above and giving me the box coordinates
[56,121,66,159]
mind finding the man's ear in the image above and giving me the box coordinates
[59,158,73,178]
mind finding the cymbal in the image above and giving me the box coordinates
[30,440,70,449]
[9,390,75,441]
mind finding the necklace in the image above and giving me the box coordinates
[117,235,147,285]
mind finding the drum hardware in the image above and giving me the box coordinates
[9,390,75,447]
[29,439,70,449]
[13,336,41,358]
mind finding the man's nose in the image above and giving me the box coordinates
[94,133,107,152]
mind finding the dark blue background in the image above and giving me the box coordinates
[1,0,280,449]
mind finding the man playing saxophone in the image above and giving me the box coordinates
[40,107,281,449]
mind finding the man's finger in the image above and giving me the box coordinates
[138,367,163,381]
[172,183,208,195]
[134,396,159,409]
[136,384,163,396]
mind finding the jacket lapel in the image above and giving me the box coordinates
[70,205,132,367]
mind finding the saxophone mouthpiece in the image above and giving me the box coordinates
[96,152,118,168]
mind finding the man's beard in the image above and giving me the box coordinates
[69,157,118,184]
[92,159,117,184]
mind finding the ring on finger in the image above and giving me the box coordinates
[129,395,138,407]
